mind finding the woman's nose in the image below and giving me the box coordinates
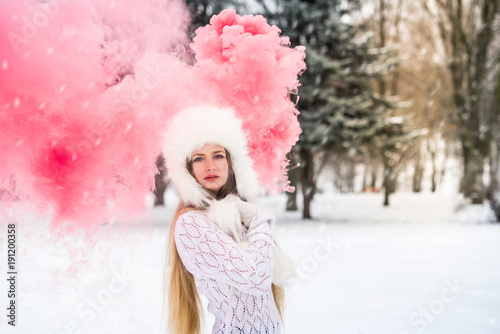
[205,159,215,171]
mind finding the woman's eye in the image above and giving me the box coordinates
[193,157,202,162]
[215,154,225,159]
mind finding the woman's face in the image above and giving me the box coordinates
[191,143,229,193]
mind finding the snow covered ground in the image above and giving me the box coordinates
[0,189,499,334]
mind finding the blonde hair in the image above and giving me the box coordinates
[162,154,285,333]
[163,202,203,334]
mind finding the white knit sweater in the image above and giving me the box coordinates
[174,211,282,334]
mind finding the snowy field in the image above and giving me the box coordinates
[0,189,499,334]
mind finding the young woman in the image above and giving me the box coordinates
[163,105,286,334]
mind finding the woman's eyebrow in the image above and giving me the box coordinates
[192,153,205,158]
[213,150,225,155]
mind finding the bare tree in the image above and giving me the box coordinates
[423,0,500,203]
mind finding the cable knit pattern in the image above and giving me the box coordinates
[174,211,281,334]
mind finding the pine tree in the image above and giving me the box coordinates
[260,0,418,216]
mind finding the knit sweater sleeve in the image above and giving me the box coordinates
[174,211,278,296]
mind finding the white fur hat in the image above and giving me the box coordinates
[162,105,259,207]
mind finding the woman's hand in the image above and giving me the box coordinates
[206,195,243,243]
[230,196,265,228]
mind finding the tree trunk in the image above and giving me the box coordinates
[370,163,378,188]
[286,187,298,211]
[377,0,387,95]
[390,0,402,96]
[346,159,356,193]
[300,148,315,219]
[437,140,449,191]
[412,147,424,193]
[362,164,368,191]
[286,152,300,211]
[487,136,500,222]
[488,138,499,194]
[383,168,390,206]
[486,64,500,221]
[333,160,343,192]
[427,138,439,193]
[460,139,485,203]
[389,174,398,194]
[382,152,391,206]
[154,153,168,206]
[430,150,437,193]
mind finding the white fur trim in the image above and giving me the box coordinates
[272,250,296,287]
[163,105,259,207]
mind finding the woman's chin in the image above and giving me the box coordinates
[203,184,223,193]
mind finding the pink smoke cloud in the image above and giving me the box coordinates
[0,2,305,231]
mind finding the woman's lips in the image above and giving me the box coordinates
[204,175,219,181]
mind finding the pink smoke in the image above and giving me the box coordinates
[190,10,305,191]
[0,2,305,231]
